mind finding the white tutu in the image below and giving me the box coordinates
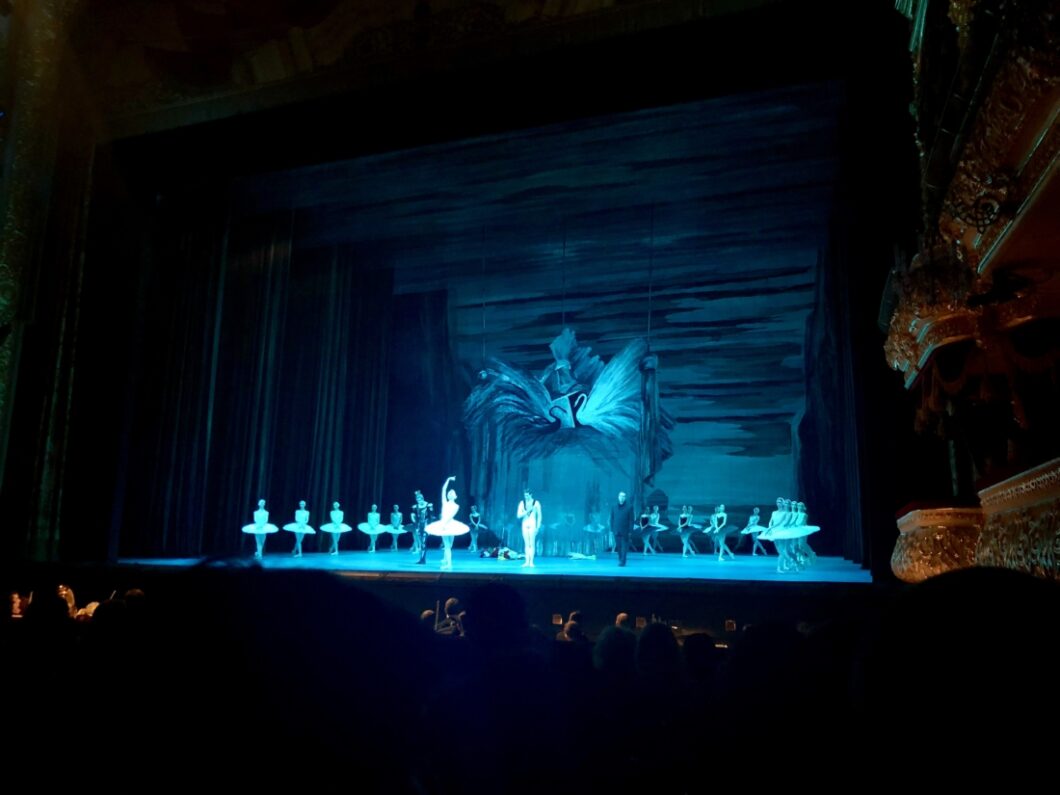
[386,524,408,535]
[283,522,316,534]
[242,523,279,535]
[425,518,470,537]
[760,524,820,541]
[320,522,352,534]
[357,522,387,536]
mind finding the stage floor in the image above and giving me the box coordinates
[121,548,871,584]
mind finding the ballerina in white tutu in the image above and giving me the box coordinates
[242,499,279,560]
[790,501,820,569]
[358,504,386,553]
[386,504,407,551]
[320,501,353,555]
[759,498,820,572]
[425,476,470,570]
[282,500,315,558]
[740,507,768,556]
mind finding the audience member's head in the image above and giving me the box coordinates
[562,619,587,643]
[636,622,682,679]
[444,597,463,618]
[593,625,637,679]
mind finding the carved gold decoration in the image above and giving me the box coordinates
[891,506,984,582]
[976,458,1060,580]
[884,244,978,387]
[890,1,1060,393]
[938,8,1060,271]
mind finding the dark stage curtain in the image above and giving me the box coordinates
[382,291,468,522]
[104,206,392,558]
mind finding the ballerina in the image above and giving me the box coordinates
[740,507,768,556]
[709,505,734,561]
[386,504,407,551]
[547,512,578,556]
[790,501,820,569]
[468,505,487,553]
[677,505,700,557]
[425,476,470,570]
[517,488,542,568]
[242,499,279,560]
[358,504,386,553]
[758,498,794,571]
[282,500,315,558]
[319,501,353,555]
[582,510,606,556]
[638,509,657,555]
[649,505,669,552]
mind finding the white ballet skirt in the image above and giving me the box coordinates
[759,512,820,541]
[386,522,408,535]
[425,501,470,537]
[358,523,386,536]
[320,511,353,534]
[242,509,279,535]
[740,517,762,535]
[283,510,315,534]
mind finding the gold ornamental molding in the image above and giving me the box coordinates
[884,285,1041,388]
[978,456,1060,513]
[976,458,1060,580]
[886,308,978,388]
[891,506,984,582]
[938,4,1060,272]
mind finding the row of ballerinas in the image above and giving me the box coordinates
[632,504,736,560]
[671,499,819,572]
[754,498,819,572]
[241,499,361,558]
[239,477,484,566]
[577,500,819,569]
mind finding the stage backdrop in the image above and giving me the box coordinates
[70,83,859,560]
[219,83,843,552]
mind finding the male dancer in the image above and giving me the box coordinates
[610,490,635,567]
[517,488,542,568]
[413,490,432,565]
